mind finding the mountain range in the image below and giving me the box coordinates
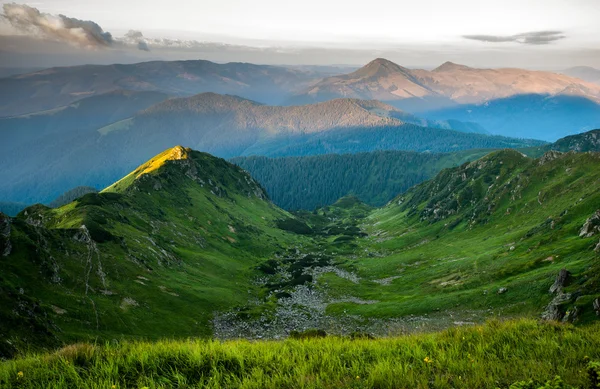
[2,145,600,356]
[289,58,600,141]
[0,92,542,205]
[291,58,600,107]
[0,59,325,117]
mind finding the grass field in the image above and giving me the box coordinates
[1,320,600,389]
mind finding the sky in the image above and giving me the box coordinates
[0,0,599,69]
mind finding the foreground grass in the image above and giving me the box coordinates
[2,320,600,388]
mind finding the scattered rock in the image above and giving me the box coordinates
[549,269,570,294]
[593,298,600,316]
[497,287,508,294]
[579,210,600,238]
[538,151,564,165]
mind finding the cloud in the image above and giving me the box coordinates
[1,3,114,48]
[124,30,150,51]
[137,40,150,51]
[463,31,566,45]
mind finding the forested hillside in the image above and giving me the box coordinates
[232,149,490,210]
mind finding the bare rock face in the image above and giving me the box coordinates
[549,269,570,294]
[579,210,600,238]
[0,213,11,257]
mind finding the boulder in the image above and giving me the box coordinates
[594,298,600,316]
[579,210,600,238]
[497,287,508,294]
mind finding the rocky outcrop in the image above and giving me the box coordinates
[0,213,11,257]
[542,291,572,321]
[579,210,600,238]
[538,150,564,165]
[549,269,570,294]
[542,269,572,321]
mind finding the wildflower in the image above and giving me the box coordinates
[356,376,360,380]
[112,386,116,389]
[424,357,432,363]
[17,371,23,378]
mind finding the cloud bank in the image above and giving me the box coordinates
[463,31,566,45]
[2,3,114,48]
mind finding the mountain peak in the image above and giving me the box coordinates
[433,61,472,72]
[351,58,409,78]
[136,145,191,177]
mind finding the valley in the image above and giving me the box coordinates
[1,3,600,383]
[2,145,600,356]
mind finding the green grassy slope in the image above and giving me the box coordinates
[0,147,310,357]
[314,150,600,327]
[2,146,600,363]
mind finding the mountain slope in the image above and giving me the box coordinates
[0,90,169,153]
[232,149,492,210]
[424,94,600,141]
[316,150,600,326]
[2,146,600,358]
[0,60,321,117]
[520,128,600,158]
[0,93,542,205]
[0,146,302,355]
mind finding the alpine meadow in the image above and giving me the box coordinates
[1,1,600,388]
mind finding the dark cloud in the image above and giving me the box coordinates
[2,3,113,48]
[463,31,566,45]
[137,40,150,51]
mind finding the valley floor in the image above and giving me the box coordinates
[1,320,599,389]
